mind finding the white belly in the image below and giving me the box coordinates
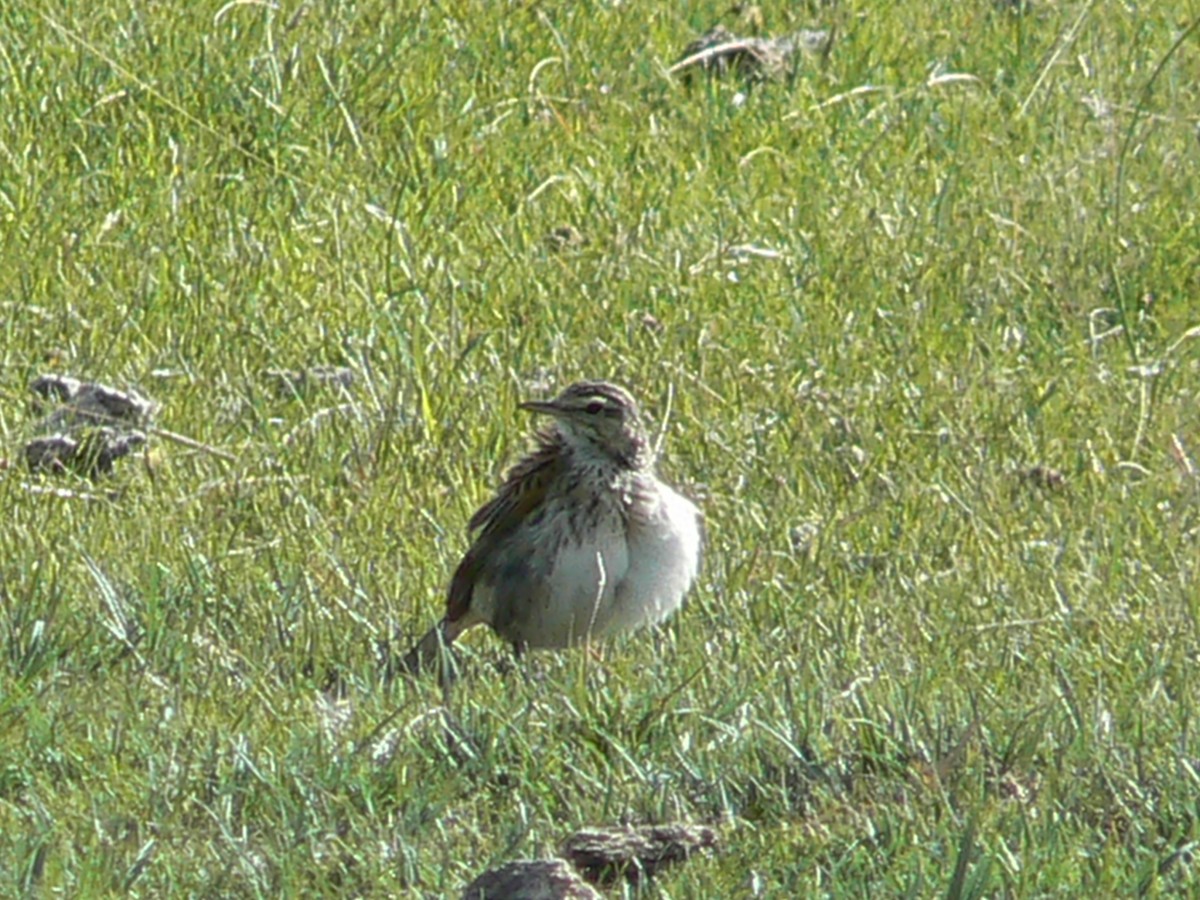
[474,481,702,650]
[608,484,702,633]
[529,524,631,647]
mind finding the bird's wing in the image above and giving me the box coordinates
[446,435,566,623]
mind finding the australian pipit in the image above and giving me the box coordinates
[402,380,702,675]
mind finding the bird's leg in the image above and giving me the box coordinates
[395,616,468,682]
[492,640,526,679]
[509,640,555,685]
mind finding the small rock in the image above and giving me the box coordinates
[461,860,600,900]
[265,365,355,398]
[793,29,833,55]
[1021,465,1066,491]
[561,823,720,885]
[790,521,820,554]
[30,376,155,429]
[672,25,830,84]
[25,428,146,476]
[544,226,588,252]
[637,311,664,334]
[29,374,83,404]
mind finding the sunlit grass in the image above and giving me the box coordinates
[2,0,1199,895]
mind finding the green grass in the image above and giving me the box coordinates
[2,0,1199,895]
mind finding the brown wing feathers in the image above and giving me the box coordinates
[400,430,567,677]
[447,431,565,623]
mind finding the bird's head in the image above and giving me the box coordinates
[521,380,650,470]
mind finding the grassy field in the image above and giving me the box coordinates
[2,0,1199,895]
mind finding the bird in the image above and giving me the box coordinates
[401,380,702,677]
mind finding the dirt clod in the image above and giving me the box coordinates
[23,376,155,478]
[561,823,720,885]
[672,25,831,84]
[461,860,600,900]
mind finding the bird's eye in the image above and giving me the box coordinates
[585,401,604,415]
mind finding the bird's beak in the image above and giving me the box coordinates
[519,399,561,416]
